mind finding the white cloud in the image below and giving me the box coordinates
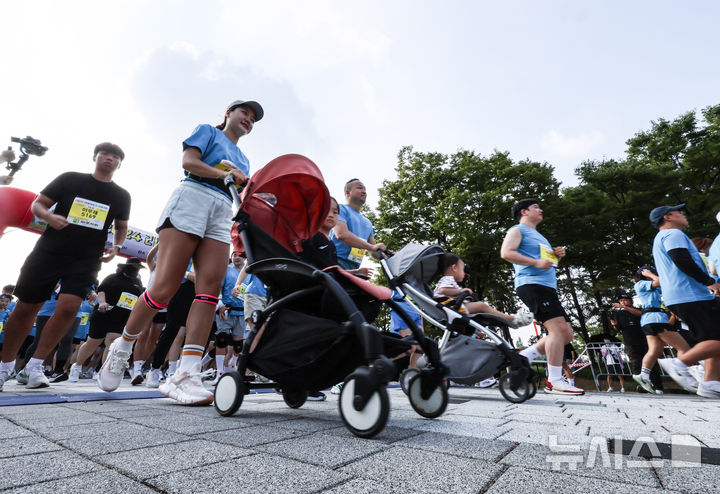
[540,129,605,158]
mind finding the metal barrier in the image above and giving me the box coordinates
[578,343,676,391]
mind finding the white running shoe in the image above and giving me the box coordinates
[97,340,130,392]
[68,363,81,383]
[606,387,614,393]
[512,308,534,327]
[158,363,213,405]
[696,381,720,399]
[658,358,698,393]
[130,369,145,386]
[146,368,162,388]
[476,377,498,388]
[0,368,11,392]
[688,364,705,384]
[330,383,343,395]
[211,369,222,386]
[25,366,50,389]
[544,378,584,395]
[632,374,655,394]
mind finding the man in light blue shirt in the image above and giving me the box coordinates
[501,198,583,395]
[330,179,386,270]
[650,204,720,399]
[708,210,720,283]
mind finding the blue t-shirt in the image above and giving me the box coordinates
[390,300,422,334]
[221,265,244,312]
[330,205,374,268]
[182,124,250,199]
[510,224,557,289]
[74,299,96,340]
[0,308,9,344]
[241,274,267,298]
[652,228,714,305]
[634,280,668,326]
[37,290,60,317]
[708,232,720,283]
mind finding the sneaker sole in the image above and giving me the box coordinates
[97,371,122,392]
[697,388,720,399]
[632,375,655,394]
[543,387,584,395]
[26,381,50,389]
[131,375,144,386]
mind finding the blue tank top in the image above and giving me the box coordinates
[511,224,557,289]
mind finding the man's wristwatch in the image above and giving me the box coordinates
[113,244,123,250]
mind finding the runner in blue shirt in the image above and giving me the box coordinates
[708,211,720,283]
[631,266,690,394]
[650,204,720,399]
[501,198,583,395]
[330,179,387,270]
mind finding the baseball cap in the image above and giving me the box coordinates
[227,100,264,122]
[649,204,685,226]
[618,293,632,300]
[118,257,145,268]
[636,265,657,276]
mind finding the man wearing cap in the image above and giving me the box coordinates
[0,143,130,390]
[330,178,387,270]
[650,204,720,398]
[501,198,584,395]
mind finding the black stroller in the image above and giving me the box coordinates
[213,155,449,438]
[381,243,537,403]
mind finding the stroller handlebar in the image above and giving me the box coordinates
[224,174,243,207]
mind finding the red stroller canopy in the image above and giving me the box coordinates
[234,154,330,254]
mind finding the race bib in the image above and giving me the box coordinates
[213,161,243,190]
[67,197,109,230]
[80,313,90,325]
[0,321,3,334]
[348,247,366,263]
[539,244,559,266]
[116,292,138,310]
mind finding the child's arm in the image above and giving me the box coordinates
[437,286,472,297]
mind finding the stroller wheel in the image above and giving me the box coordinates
[400,368,420,395]
[528,379,538,399]
[338,378,390,438]
[498,373,532,404]
[407,373,449,419]
[214,371,245,416]
[282,390,308,409]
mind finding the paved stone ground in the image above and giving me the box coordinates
[1,378,718,493]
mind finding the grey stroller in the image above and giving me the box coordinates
[381,244,537,403]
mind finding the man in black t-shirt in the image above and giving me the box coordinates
[0,142,131,390]
[610,293,663,391]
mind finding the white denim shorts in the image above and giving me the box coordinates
[156,180,233,244]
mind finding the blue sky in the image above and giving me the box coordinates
[1,1,719,309]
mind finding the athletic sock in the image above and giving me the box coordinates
[168,360,178,376]
[641,367,651,378]
[116,328,139,353]
[133,360,144,373]
[179,345,204,374]
[215,355,225,374]
[27,357,44,371]
[228,355,238,369]
[547,365,563,383]
[519,344,542,362]
[0,360,15,373]
[200,353,212,367]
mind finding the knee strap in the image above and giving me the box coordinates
[232,340,244,354]
[142,291,168,311]
[194,293,219,306]
[215,331,231,349]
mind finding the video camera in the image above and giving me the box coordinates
[5,136,48,176]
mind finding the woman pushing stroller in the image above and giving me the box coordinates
[96,99,264,405]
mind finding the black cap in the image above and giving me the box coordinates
[618,293,632,300]
[118,257,145,268]
[227,100,264,122]
[649,204,684,226]
[636,265,657,276]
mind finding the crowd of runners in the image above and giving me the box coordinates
[1,98,719,406]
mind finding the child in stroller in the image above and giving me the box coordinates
[434,252,533,329]
[381,243,537,403]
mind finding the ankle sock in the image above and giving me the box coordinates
[547,365,563,382]
[519,344,542,362]
[179,345,204,374]
[117,328,139,353]
[27,358,44,371]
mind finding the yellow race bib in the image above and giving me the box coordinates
[348,247,366,263]
[80,313,90,324]
[539,244,559,266]
[67,197,110,230]
[116,292,138,310]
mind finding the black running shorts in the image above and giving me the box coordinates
[152,311,168,324]
[641,322,676,336]
[14,248,100,304]
[515,284,569,324]
[668,299,720,343]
